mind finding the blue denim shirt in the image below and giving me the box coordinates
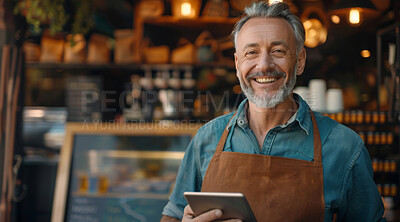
[162,95,385,221]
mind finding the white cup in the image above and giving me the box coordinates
[326,88,344,113]
[308,79,326,112]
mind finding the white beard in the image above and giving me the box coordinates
[238,65,297,109]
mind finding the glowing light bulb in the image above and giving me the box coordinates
[303,19,327,48]
[309,29,317,38]
[331,15,340,24]
[349,8,360,25]
[181,2,192,16]
[361,50,371,58]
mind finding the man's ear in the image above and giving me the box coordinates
[296,48,306,76]
[234,52,240,78]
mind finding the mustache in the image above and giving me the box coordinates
[247,71,286,80]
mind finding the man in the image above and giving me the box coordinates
[161,2,385,221]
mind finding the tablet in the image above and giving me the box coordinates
[184,192,257,222]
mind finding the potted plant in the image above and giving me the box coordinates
[14,0,93,36]
[14,0,68,34]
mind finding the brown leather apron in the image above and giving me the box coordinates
[201,111,325,221]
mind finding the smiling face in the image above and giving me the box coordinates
[235,17,306,108]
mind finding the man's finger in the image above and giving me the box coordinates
[182,205,195,221]
[183,205,195,216]
[194,209,223,221]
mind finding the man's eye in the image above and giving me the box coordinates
[246,51,257,55]
[272,49,285,56]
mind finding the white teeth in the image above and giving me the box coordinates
[255,77,277,83]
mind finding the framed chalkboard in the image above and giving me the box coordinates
[51,122,201,222]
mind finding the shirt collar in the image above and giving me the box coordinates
[227,97,247,130]
[294,93,312,135]
[228,93,313,135]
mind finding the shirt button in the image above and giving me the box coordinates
[238,119,244,125]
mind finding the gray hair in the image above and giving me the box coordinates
[231,2,305,54]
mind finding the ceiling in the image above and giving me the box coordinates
[292,0,394,29]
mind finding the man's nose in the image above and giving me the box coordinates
[256,52,274,72]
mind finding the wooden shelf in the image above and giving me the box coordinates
[26,62,142,70]
[72,192,170,200]
[25,62,235,70]
[142,16,239,28]
[139,16,238,39]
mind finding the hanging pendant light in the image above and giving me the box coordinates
[348,8,361,24]
[303,18,328,48]
[301,1,329,48]
[329,0,378,25]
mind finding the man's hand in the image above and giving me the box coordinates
[182,205,242,222]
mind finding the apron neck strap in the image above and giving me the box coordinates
[215,112,237,154]
[215,110,322,163]
[310,111,322,163]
